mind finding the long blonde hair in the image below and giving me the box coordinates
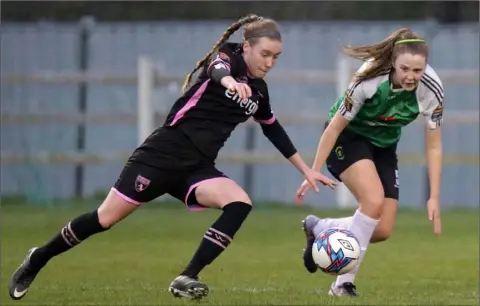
[181,14,281,92]
[342,28,429,83]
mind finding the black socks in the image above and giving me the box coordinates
[181,201,252,278]
[28,202,253,279]
[30,210,108,268]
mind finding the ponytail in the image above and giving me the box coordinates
[181,14,263,93]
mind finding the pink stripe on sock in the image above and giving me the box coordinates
[203,235,227,249]
[61,228,73,247]
[111,187,143,206]
[67,222,80,243]
[170,80,210,126]
[209,227,232,242]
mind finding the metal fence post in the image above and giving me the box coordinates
[74,16,94,199]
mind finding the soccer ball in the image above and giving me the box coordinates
[312,228,361,275]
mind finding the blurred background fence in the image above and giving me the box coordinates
[1,2,479,208]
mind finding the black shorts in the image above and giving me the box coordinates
[325,127,399,200]
[111,127,229,210]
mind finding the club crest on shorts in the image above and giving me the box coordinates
[135,175,151,192]
[335,146,345,160]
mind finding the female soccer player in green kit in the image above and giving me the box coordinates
[296,28,444,297]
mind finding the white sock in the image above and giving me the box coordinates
[335,209,379,287]
[312,217,352,238]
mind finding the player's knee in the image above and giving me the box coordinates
[219,183,251,205]
[195,178,253,209]
[218,192,252,207]
[97,191,138,228]
[232,193,252,206]
[202,187,252,207]
[223,200,253,214]
[97,206,129,228]
[372,214,396,243]
[68,210,109,243]
[359,193,385,219]
[97,211,117,229]
[371,226,392,243]
[221,201,253,236]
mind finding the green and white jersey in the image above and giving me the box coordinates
[328,62,444,148]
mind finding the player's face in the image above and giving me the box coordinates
[243,37,282,78]
[393,53,427,91]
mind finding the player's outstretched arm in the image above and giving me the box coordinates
[258,119,336,190]
[296,112,351,204]
[296,79,367,203]
[425,126,443,236]
[287,153,337,191]
[420,69,444,236]
[312,112,350,172]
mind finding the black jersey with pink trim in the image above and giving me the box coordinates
[162,43,276,161]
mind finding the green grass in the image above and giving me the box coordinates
[1,202,479,305]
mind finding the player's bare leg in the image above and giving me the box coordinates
[316,160,382,297]
[169,178,252,300]
[302,194,397,277]
[329,197,396,297]
[8,190,137,300]
[305,196,397,243]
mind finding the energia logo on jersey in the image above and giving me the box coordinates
[225,89,259,116]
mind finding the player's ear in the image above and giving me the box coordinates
[242,40,251,53]
[391,58,397,70]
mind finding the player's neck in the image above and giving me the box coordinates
[389,71,404,92]
[241,53,257,79]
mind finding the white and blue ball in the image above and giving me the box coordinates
[312,228,361,275]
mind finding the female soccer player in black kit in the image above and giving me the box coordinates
[9,14,336,301]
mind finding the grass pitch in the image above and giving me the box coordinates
[1,202,478,305]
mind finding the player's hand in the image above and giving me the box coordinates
[427,197,441,236]
[304,168,337,191]
[227,81,252,101]
[296,169,336,205]
[296,180,311,205]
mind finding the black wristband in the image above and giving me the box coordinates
[260,120,297,158]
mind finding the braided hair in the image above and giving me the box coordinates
[181,14,269,93]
